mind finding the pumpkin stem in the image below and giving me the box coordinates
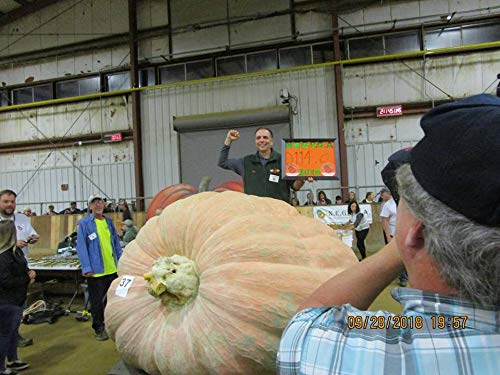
[198,176,211,192]
[144,255,199,308]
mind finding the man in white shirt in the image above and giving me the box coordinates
[0,189,39,347]
[379,187,407,286]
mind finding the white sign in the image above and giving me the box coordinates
[336,229,353,248]
[115,275,135,298]
[313,204,373,225]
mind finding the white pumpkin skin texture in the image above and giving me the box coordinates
[105,191,358,375]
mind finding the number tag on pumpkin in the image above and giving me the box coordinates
[269,174,279,183]
[115,275,135,297]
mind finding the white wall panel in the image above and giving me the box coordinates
[172,26,228,57]
[137,0,169,29]
[229,0,288,17]
[343,67,367,108]
[338,9,364,33]
[346,140,418,200]
[365,63,396,104]
[389,2,420,27]
[110,0,129,33]
[0,0,129,57]
[141,67,340,200]
[345,114,424,198]
[231,16,291,46]
[295,11,332,40]
[395,116,424,141]
[340,0,495,33]
[362,3,391,29]
[367,119,397,143]
[171,0,226,27]
[0,97,131,143]
[418,0,449,18]
[0,142,135,209]
[40,5,59,48]
[393,60,425,103]
[343,50,500,107]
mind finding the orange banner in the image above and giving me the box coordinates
[282,139,337,179]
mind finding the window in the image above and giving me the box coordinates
[247,50,277,73]
[12,87,32,104]
[139,68,156,87]
[216,55,246,76]
[312,42,334,64]
[56,76,100,98]
[425,27,461,49]
[79,77,100,95]
[106,72,131,91]
[385,31,420,54]
[12,84,53,104]
[425,22,500,50]
[33,84,53,102]
[186,59,213,80]
[279,46,312,68]
[462,23,500,45]
[348,36,383,59]
[0,90,9,106]
[159,64,185,84]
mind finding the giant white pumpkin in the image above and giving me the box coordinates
[105,191,357,374]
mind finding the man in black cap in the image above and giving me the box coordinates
[278,94,499,374]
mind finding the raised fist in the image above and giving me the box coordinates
[225,130,240,145]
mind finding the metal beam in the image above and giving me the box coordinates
[0,0,61,27]
[332,15,349,201]
[128,0,145,211]
[0,130,134,154]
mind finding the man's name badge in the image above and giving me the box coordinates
[115,275,135,297]
[269,174,279,183]
[88,233,97,240]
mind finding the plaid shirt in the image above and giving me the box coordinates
[277,288,499,375]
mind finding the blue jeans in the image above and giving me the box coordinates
[0,305,23,371]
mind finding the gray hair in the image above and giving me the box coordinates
[396,164,499,306]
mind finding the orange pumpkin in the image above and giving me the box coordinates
[145,183,196,220]
[106,191,357,374]
[212,179,244,193]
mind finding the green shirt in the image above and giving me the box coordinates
[93,218,117,277]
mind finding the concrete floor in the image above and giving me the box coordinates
[17,242,402,374]
[17,299,120,375]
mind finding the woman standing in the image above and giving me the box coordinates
[0,220,35,374]
[347,201,370,260]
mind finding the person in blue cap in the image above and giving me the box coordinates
[278,94,500,375]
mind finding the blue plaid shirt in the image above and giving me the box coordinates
[277,288,499,375]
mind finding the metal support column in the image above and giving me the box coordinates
[128,0,145,211]
[332,15,349,200]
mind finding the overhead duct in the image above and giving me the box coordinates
[173,106,290,133]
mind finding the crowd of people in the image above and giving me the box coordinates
[0,188,139,372]
[292,190,382,207]
[25,199,134,218]
[1,94,498,374]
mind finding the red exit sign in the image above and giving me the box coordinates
[377,105,403,117]
[102,133,123,143]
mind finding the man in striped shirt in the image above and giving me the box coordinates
[277,94,500,375]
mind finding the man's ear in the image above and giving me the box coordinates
[404,221,425,257]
